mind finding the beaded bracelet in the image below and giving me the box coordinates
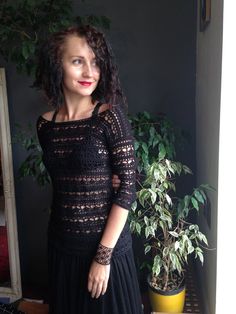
[94,243,114,265]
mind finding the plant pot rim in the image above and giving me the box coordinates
[147,273,185,296]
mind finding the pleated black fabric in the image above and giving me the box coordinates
[48,243,143,314]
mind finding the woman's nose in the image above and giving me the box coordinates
[83,63,93,77]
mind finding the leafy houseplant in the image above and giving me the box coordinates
[130,159,210,291]
[128,112,212,312]
[13,124,50,187]
[128,111,182,174]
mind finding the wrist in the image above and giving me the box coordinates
[94,243,114,265]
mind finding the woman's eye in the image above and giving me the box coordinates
[72,59,82,65]
[92,60,99,67]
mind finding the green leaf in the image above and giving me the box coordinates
[130,220,136,232]
[143,111,150,119]
[152,137,159,148]
[148,189,157,204]
[200,184,216,192]
[184,195,190,208]
[154,169,159,180]
[131,201,137,212]
[175,162,182,175]
[152,255,161,277]
[198,232,208,245]
[197,251,204,264]
[158,143,166,160]
[189,224,197,231]
[144,216,149,225]
[159,220,165,232]
[194,189,205,204]
[22,42,30,60]
[201,234,208,246]
[169,231,179,238]
[149,226,155,236]
[166,159,175,174]
[175,241,180,251]
[134,141,139,150]
[165,193,172,205]
[149,126,156,138]
[170,252,176,264]
[183,165,193,174]
[142,142,149,154]
[136,223,141,235]
[191,197,199,210]
[199,189,207,201]
[145,245,151,254]
[188,245,195,254]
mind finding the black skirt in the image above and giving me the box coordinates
[48,242,143,314]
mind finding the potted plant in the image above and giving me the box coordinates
[128,112,212,313]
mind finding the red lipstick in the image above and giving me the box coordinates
[78,81,93,87]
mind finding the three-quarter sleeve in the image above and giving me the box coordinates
[103,105,137,210]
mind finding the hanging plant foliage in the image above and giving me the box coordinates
[0,0,110,76]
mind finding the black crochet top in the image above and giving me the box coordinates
[36,102,137,256]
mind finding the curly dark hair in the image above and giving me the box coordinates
[34,24,127,109]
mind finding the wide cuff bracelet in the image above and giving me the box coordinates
[94,243,114,265]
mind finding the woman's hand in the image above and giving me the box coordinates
[88,260,111,298]
[112,174,121,191]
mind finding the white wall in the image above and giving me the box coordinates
[195,0,223,313]
[216,1,236,313]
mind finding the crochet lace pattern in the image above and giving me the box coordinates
[94,243,114,265]
[36,103,137,256]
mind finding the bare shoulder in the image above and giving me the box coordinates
[98,103,111,114]
[41,110,56,121]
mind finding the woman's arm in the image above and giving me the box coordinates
[99,204,128,248]
[88,204,128,298]
[88,106,137,298]
[111,174,121,191]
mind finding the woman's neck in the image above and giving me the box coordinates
[59,95,96,121]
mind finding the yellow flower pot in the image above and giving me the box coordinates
[148,277,186,313]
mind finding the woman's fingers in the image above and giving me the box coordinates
[101,280,108,296]
[91,282,98,298]
[88,261,110,298]
[90,280,108,298]
[87,275,93,293]
[95,282,105,298]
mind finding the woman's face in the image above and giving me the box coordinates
[61,35,100,98]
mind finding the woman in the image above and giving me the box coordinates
[35,24,143,314]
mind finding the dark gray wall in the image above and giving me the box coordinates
[195,0,223,312]
[0,0,197,287]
